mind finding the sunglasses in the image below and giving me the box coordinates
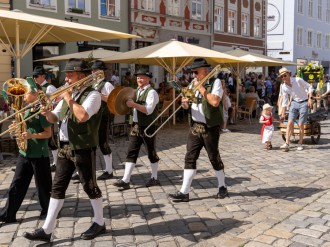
[33,74,41,78]
[280,74,287,78]
[192,71,198,75]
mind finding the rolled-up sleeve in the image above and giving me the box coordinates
[82,91,101,119]
[145,90,159,115]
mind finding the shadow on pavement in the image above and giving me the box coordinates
[229,186,324,201]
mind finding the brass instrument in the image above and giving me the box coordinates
[144,64,222,138]
[1,78,31,151]
[0,70,105,139]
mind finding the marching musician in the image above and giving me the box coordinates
[23,58,105,242]
[0,79,52,223]
[92,60,115,180]
[113,68,160,189]
[169,58,228,202]
[32,66,59,172]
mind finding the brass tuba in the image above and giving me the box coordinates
[2,78,31,151]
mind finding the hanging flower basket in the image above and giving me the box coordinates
[297,63,324,85]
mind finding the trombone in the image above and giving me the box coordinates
[144,64,222,138]
[0,70,104,138]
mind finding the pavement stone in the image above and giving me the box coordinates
[1,117,330,246]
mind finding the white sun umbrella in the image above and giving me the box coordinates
[223,49,297,107]
[0,9,138,77]
[101,39,248,124]
[35,48,121,62]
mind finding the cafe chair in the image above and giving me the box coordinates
[237,97,257,124]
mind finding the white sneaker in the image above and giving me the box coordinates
[222,129,231,132]
[280,143,289,151]
[297,144,304,151]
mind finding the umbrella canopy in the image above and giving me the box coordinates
[0,9,138,76]
[224,49,296,67]
[101,39,248,125]
[35,48,121,62]
[101,39,246,76]
[222,49,296,109]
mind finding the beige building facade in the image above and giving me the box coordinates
[0,0,11,84]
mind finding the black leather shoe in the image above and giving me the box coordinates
[169,191,189,202]
[216,186,229,199]
[113,179,130,189]
[97,171,114,180]
[50,164,56,172]
[81,222,106,240]
[23,228,51,242]
[71,173,80,181]
[146,178,160,187]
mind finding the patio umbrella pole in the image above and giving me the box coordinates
[16,21,20,77]
[172,57,176,125]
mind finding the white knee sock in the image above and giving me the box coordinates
[51,149,58,165]
[103,153,113,173]
[42,198,64,234]
[180,169,196,194]
[122,162,135,183]
[150,162,158,179]
[215,170,226,188]
[90,197,104,226]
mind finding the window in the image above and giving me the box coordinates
[27,0,57,11]
[140,0,155,11]
[241,13,249,35]
[318,0,322,20]
[327,0,330,22]
[167,0,180,16]
[325,34,330,49]
[308,0,313,17]
[307,30,313,46]
[254,17,261,37]
[69,0,85,9]
[298,0,303,14]
[228,10,236,33]
[317,32,322,48]
[135,41,152,49]
[214,6,224,32]
[191,0,202,20]
[297,27,303,45]
[66,0,91,15]
[100,0,120,18]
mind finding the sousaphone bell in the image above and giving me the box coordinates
[107,86,136,115]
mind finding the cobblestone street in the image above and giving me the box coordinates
[1,117,330,247]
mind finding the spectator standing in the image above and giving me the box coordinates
[279,67,313,151]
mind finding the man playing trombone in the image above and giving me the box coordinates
[23,58,105,242]
[113,69,160,189]
[169,58,228,202]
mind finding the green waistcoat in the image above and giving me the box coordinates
[135,87,158,127]
[59,87,102,150]
[41,83,50,93]
[189,79,223,128]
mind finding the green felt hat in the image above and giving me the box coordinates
[26,77,38,93]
